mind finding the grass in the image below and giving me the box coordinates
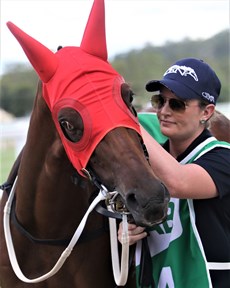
[0,144,16,184]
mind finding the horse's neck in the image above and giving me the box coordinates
[14,89,94,238]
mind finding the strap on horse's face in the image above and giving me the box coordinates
[6,0,141,177]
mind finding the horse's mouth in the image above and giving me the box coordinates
[113,199,169,228]
[128,208,168,227]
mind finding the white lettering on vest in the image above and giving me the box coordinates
[147,199,183,257]
[158,267,175,288]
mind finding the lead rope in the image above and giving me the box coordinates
[3,176,130,285]
[82,169,130,286]
[108,207,129,286]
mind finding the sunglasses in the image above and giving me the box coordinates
[151,94,187,112]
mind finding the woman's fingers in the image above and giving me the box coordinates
[118,222,147,245]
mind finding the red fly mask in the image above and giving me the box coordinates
[7,0,141,176]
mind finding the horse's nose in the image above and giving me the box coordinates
[125,184,170,227]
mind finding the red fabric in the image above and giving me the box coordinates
[7,21,58,83]
[7,0,141,176]
[81,0,107,60]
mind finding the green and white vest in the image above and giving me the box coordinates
[136,113,230,288]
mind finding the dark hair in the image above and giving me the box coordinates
[198,99,210,109]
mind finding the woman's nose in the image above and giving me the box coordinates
[159,99,171,113]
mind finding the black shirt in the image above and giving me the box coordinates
[163,129,230,288]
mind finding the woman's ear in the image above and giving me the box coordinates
[203,104,215,121]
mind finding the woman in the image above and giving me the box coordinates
[118,58,230,288]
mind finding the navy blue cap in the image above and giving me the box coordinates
[145,58,221,105]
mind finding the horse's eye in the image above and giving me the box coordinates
[58,108,84,143]
[61,120,74,131]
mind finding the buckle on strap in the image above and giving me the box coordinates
[0,182,13,196]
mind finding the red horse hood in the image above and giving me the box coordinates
[6,0,141,176]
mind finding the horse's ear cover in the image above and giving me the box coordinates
[6,22,58,83]
[81,0,107,60]
[6,0,141,176]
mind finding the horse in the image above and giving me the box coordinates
[208,109,230,142]
[0,0,170,287]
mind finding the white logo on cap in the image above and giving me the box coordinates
[202,92,215,103]
[164,65,198,81]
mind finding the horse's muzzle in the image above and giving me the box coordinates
[125,183,170,228]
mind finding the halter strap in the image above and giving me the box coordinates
[10,195,108,246]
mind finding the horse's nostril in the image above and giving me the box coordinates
[126,192,138,210]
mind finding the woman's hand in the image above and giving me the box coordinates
[118,222,148,245]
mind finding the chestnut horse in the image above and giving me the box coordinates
[208,109,230,142]
[0,0,169,287]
